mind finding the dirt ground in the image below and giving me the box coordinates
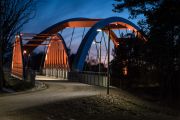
[5,94,180,120]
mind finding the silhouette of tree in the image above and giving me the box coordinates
[0,0,36,90]
[113,0,180,101]
[111,35,145,88]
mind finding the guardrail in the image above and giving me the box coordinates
[68,71,107,87]
[42,68,68,79]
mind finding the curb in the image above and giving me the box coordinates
[0,81,48,97]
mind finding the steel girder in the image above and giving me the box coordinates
[43,33,69,70]
[11,35,24,80]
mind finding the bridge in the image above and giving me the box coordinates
[11,17,146,87]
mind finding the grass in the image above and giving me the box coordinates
[5,77,34,92]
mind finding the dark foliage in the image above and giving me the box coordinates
[110,36,147,88]
[113,0,180,101]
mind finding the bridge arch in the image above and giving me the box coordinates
[24,18,101,53]
[11,17,147,81]
[73,17,147,71]
[24,17,146,72]
[40,18,101,34]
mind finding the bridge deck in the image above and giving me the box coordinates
[35,75,67,81]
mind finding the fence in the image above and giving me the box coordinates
[42,68,68,79]
[68,71,107,87]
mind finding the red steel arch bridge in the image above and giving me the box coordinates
[11,17,146,85]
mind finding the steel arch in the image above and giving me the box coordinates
[41,18,101,34]
[24,17,146,72]
[73,17,146,71]
[24,18,101,53]
[43,33,69,70]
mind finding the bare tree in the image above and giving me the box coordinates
[0,0,36,90]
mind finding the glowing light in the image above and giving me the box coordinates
[93,41,96,44]
[123,67,128,76]
[45,55,47,60]
[97,29,102,32]
[12,62,13,69]
[23,50,27,54]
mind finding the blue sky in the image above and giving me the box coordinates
[22,0,142,33]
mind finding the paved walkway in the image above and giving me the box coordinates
[35,75,65,81]
[0,76,106,120]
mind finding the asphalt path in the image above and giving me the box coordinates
[0,78,106,119]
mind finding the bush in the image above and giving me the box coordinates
[6,77,34,92]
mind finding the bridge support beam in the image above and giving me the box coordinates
[42,34,69,79]
[11,34,24,80]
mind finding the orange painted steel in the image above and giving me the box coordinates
[44,34,69,71]
[24,18,146,53]
[10,33,70,80]
[10,17,147,78]
[11,35,24,80]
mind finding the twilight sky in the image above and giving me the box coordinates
[22,0,143,61]
[22,0,142,33]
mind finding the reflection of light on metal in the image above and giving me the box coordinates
[12,62,14,69]
[123,67,128,76]
[45,55,47,60]
[97,29,102,32]
[23,50,27,54]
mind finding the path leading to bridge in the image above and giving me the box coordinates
[0,79,106,120]
[0,76,179,120]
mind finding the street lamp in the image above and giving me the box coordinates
[97,29,102,32]
[95,29,103,85]
[93,40,101,73]
[23,50,27,55]
[107,26,110,95]
[96,28,110,94]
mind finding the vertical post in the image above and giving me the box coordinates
[19,33,26,80]
[99,41,101,86]
[107,27,110,94]
[62,50,64,78]
[51,41,53,76]
[0,34,4,89]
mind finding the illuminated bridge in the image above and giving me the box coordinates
[11,17,146,86]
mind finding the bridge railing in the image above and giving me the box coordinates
[42,68,68,79]
[68,71,107,87]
